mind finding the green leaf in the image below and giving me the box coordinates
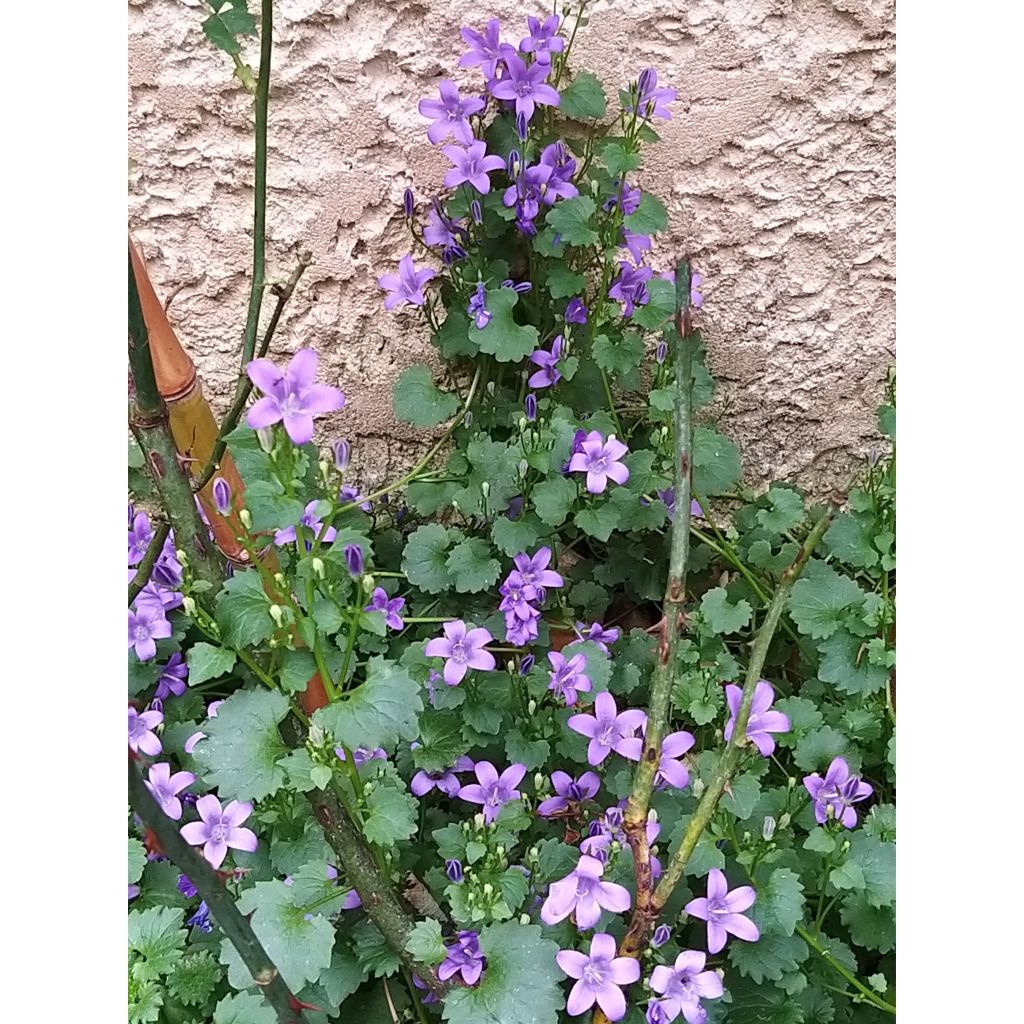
[792,725,861,774]
[624,193,668,234]
[414,711,466,772]
[289,860,349,917]
[187,642,237,686]
[446,537,501,593]
[406,919,447,965]
[802,829,836,855]
[630,276,676,330]
[597,141,640,178]
[212,992,276,1024]
[752,867,805,937]
[314,657,423,752]
[721,773,762,819]
[192,688,290,801]
[128,906,187,982]
[531,476,576,526]
[864,803,896,842]
[824,512,880,569]
[692,426,741,496]
[829,860,866,891]
[129,837,147,886]
[243,479,306,534]
[545,196,599,246]
[546,264,586,299]
[504,728,551,770]
[574,503,620,542]
[700,587,752,634]
[533,838,580,883]
[726,979,806,1024]
[475,287,540,362]
[773,696,824,749]
[592,332,644,376]
[442,922,564,1024]
[278,648,317,694]
[363,779,418,847]
[757,487,804,534]
[728,932,808,985]
[787,561,865,639]
[558,71,607,119]
[167,951,222,1007]
[352,919,401,978]
[402,524,454,593]
[840,892,895,952]
[748,538,799,575]
[436,307,478,358]
[817,629,888,696]
[846,834,895,907]
[394,365,459,427]
[215,571,274,649]
[318,948,367,1007]
[491,513,547,556]
[202,1,257,56]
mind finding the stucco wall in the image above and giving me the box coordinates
[128,0,895,496]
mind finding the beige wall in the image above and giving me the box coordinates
[128,0,895,495]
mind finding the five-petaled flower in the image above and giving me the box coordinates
[556,932,641,1020]
[803,757,873,829]
[724,680,790,757]
[684,868,759,954]
[520,14,565,63]
[568,621,621,655]
[245,348,345,446]
[568,431,630,494]
[274,500,337,548]
[568,691,647,766]
[458,760,527,823]
[145,762,196,821]
[489,49,560,122]
[537,770,601,817]
[438,930,486,986]
[528,336,564,389]
[418,79,485,144]
[180,794,258,869]
[542,854,632,928]
[364,587,406,631]
[547,650,592,706]
[128,603,172,662]
[379,254,436,310]
[424,620,496,685]
[649,949,724,1024]
[459,18,504,80]
[411,755,475,798]
[618,726,696,789]
[443,140,506,194]
[513,546,564,590]
[628,67,677,121]
[128,705,163,756]
[609,261,654,317]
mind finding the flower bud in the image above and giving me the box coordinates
[518,458,529,478]
[495,845,505,859]
[762,816,777,841]
[182,596,197,617]
[778,812,791,829]
[446,859,464,883]
[506,659,516,674]
[239,508,253,530]
[362,574,375,592]
[742,831,752,845]
[474,813,486,830]
[308,722,325,745]
[787,776,797,789]
[651,924,671,948]
[519,654,535,675]
[256,425,275,452]
[481,481,490,497]
[534,773,545,791]
[638,67,655,96]
[527,699,537,715]
[648,809,658,823]
[471,199,483,225]
[841,840,851,854]
[482,882,494,898]
[519,913,531,925]
[403,187,414,219]
[525,393,537,422]
[269,604,285,628]
[274,573,286,587]
[463,411,473,428]
[344,544,364,578]
[692,777,705,798]
[212,477,232,515]
[486,381,496,397]
[507,149,521,177]
[150,697,164,714]
[312,557,325,579]
[518,416,528,431]
[466,890,476,903]
[515,110,529,141]
[655,340,668,364]
[332,439,350,472]
[175,548,189,566]
[528,845,539,861]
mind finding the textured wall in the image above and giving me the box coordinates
[128,0,895,495]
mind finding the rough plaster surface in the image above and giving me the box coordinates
[128,0,895,496]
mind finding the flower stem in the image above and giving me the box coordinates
[795,925,896,1014]
[127,519,171,605]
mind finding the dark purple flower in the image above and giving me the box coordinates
[245,349,345,446]
[564,297,588,324]
[425,620,496,685]
[520,14,565,63]
[446,858,465,883]
[684,869,758,954]
[629,68,677,121]
[724,681,790,757]
[547,650,592,706]
[129,604,172,663]
[152,536,183,589]
[128,705,163,756]
[403,187,415,218]
[502,278,533,294]
[144,762,195,821]
[568,692,647,766]
[364,587,405,631]
[180,795,258,869]
[556,932,641,1020]
[568,622,621,655]
[525,393,538,421]
[655,340,668,364]
[443,141,505,194]
[460,18,504,80]
[274,500,337,548]
[468,281,492,329]
[332,438,350,472]
[690,271,704,310]
[344,544,364,577]
[651,924,672,949]
[528,335,563,389]
[803,757,873,828]
[568,431,630,494]
[515,109,529,141]
[542,854,631,928]
[650,950,723,1024]
[489,50,560,122]
[411,755,475,798]
[537,770,600,816]
[609,261,654,318]
[187,900,213,933]
[419,79,485,145]
[458,760,527,823]
[519,653,535,675]
[154,652,188,700]
[439,931,486,986]
[212,477,232,516]
[379,254,436,310]
[177,874,198,899]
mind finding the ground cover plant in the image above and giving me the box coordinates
[128,4,896,1023]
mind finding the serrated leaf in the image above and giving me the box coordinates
[129,906,187,982]
[863,804,896,842]
[212,991,276,1024]
[624,193,668,234]
[202,2,257,57]
[829,859,866,891]
[558,71,607,119]
[824,512,880,569]
[363,780,418,847]
[414,711,466,772]
[592,332,644,375]
[726,979,805,1024]
[436,307,478,357]
[630,276,676,330]
[574,503,620,542]
[167,951,222,1008]
[546,196,599,246]
[598,140,641,178]
[187,642,237,686]
[787,561,865,639]
[817,629,888,696]
[748,538,799,575]
[504,728,551,770]
[773,697,823,749]
[792,725,861,774]
[215,571,274,649]
[700,587,753,634]
[531,476,576,526]
[352,919,401,978]
[402,524,454,593]
[728,932,808,985]
[289,860,348,916]
[693,426,741,496]
[394,365,460,427]
[546,264,586,299]
[840,892,895,952]
[406,919,447,964]
[129,837,147,885]
[278,648,317,694]
[446,537,501,593]
[475,287,539,362]
[846,833,895,907]
[533,838,580,882]
[243,479,306,533]
[752,867,805,937]
[721,773,761,819]
[756,487,804,534]
[802,829,836,855]
[491,513,547,556]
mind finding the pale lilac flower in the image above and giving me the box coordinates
[653,488,703,522]
[543,854,631,928]
[724,681,790,757]
[582,815,661,877]
[568,431,630,494]
[364,588,405,631]
[274,500,337,548]
[618,727,696,789]
[499,570,541,622]
[568,692,647,766]
[514,546,564,589]
[528,336,563,389]
[418,79,485,144]
[128,706,163,756]
[425,621,496,685]
[684,869,758,954]
[133,579,182,617]
[557,932,641,1020]
[520,14,564,63]
[439,931,485,986]
[128,511,154,565]
[460,18,504,80]
[245,348,345,446]
[443,141,506,194]
[424,205,463,250]
[505,606,540,647]
[568,622,621,655]
[609,261,654,318]
[411,755,475,798]
[537,770,601,816]
[564,297,588,324]
[803,757,873,829]
[128,883,141,901]
[155,652,188,700]
[547,651,592,706]
[379,254,436,310]
[468,281,492,328]
[650,950,723,1024]
[690,272,704,310]
[144,762,195,821]
[129,604,172,662]
[180,795,258,869]
[341,889,362,910]
[335,746,387,766]
[538,141,579,201]
[458,761,527,823]
[212,477,232,516]
[489,50,560,122]
[153,536,183,589]
[647,998,673,1024]
[628,68,677,121]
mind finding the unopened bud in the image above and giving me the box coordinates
[841,840,851,854]
[318,460,330,481]
[534,773,545,791]
[175,548,189,567]
[452,499,460,511]
[778,812,791,829]
[182,596,197,617]
[239,508,252,530]
[212,477,232,515]
[463,411,473,428]
[256,425,275,452]
[481,481,490,497]
[466,890,476,903]
[515,109,529,141]
[308,722,325,745]
[312,557,325,579]
[506,659,516,674]
[518,416,528,431]
[692,777,705,798]
[742,831,752,845]
[269,604,285,628]
[527,699,537,715]
[482,882,494,898]
[495,845,505,859]
[520,654,535,675]
[332,438,351,472]
[525,393,537,422]
[474,813,486,830]
[362,574,375,592]
[446,859,464,883]
[651,924,671,948]
[660,425,670,440]
[518,459,530,479]
[486,381,496,397]
[344,544,364,578]
[528,845,539,861]
[471,199,483,225]
[655,340,668,364]
[648,809,658,823]
[519,913,531,925]
[403,187,414,219]
[762,816,777,841]
[273,573,286,588]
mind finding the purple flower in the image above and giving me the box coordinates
[177,874,198,899]
[803,757,873,829]
[724,681,790,757]
[379,254,436,310]
[403,187,415,218]
[525,393,538,421]
[344,544,364,577]
[341,888,362,910]
[618,727,696,789]
[187,900,213,933]
[489,50,560,122]
[274,500,337,548]
[212,477,232,516]
[528,335,563,389]
[655,340,668,364]
[364,587,405,631]
[515,108,529,141]
[180,795,258,869]
[502,278,533,294]
[684,869,758,954]
[653,488,703,522]
[651,924,672,949]
[339,484,371,512]
[564,297,588,324]
[424,204,463,249]
[460,18,504,80]
[609,261,654,318]
[537,770,601,817]
[513,546,564,590]
[446,858,465,883]
[505,606,540,647]
[519,654,535,675]
[629,68,677,121]
[547,651,592,706]
[520,15,565,63]
[439,931,486,986]
[542,854,631,928]
[443,141,506,194]
[128,511,154,565]
[332,439,351,472]
[145,762,195,820]
[568,692,647,766]
[129,604,172,662]
[411,755,475,798]
[650,950,723,1024]
[568,431,630,494]
[468,281,492,329]
[499,570,541,621]
[418,79,485,145]
[458,760,527,823]
[245,349,345,447]
[556,932,641,1020]
[155,652,188,700]
[621,229,652,264]
[690,271,704,310]
[582,815,661,877]
[568,622,621,655]
[647,999,673,1024]
[424,620,496,685]
[471,199,483,224]
[538,142,579,201]
[128,706,163,756]
[335,746,387,767]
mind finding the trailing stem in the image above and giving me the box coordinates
[127,519,171,605]
[128,758,308,1024]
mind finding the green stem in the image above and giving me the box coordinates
[795,925,896,1014]
[128,520,171,605]
[128,758,308,1023]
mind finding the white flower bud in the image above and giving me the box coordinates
[308,722,325,745]
[312,557,325,579]
[841,840,851,854]
[519,913,531,925]
[486,381,496,396]
[692,777,705,798]
[787,776,797,789]
[778,812,791,829]
[182,596,197,617]
[452,499,460,511]
[466,890,476,903]
[239,508,252,530]
[474,813,486,830]
[495,845,505,859]
[762,816,777,841]
[742,831,752,845]
[527,699,537,715]
[648,809,658,823]
[506,659,516,673]
[273,573,286,588]
[256,425,275,452]
[175,548,188,566]
[528,846,539,861]
[483,882,494,897]
[362,574,375,591]
[318,459,330,479]
[534,773,545,791]
[518,459,529,478]
[481,480,490,497]
[269,604,285,627]
[518,417,528,431]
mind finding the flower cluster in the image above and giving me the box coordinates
[499,546,563,646]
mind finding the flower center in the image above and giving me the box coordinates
[209,822,229,843]
[575,876,595,898]
[451,641,467,663]
[134,625,150,642]
[486,785,503,806]
[582,959,608,987]
[597,724,618,747]
[592,456,609,472]
[516,82,531,97]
